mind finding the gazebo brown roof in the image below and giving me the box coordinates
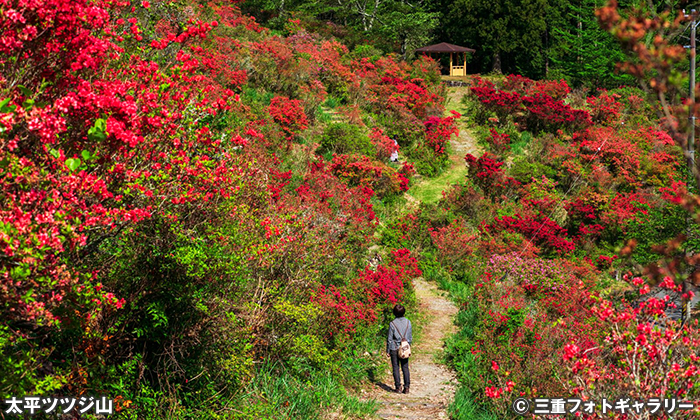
[415,42,475,54]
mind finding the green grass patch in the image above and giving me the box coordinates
[409,164,467,204]
[230,361,378,420]
[450,387,502,420]
[316,105,333,124]
[510,131,532,156]
[323,96,342,109]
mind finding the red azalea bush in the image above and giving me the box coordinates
[471,81,523,120]
[387,248,422,283]
[370,127,399,161]
[586,90,623,125]
[560,276,700,419]
[502,74,571,100]
[465,259,601,416]
[470,75,591,133]
[500,74,534,94]
[529,79,571,101]
[486,128,511,154]
[329,153,409,197]
[0,0,242,329]
[269,95,309,138]
[313,284,378,339]
[371,76,443,121]
[429,219,476,268]
[423,110,461,155]
[465,152,521,197]
[463,261,700,419]
[522,93,592,133]
[484,215,575,255]
[353,265,405,305]
[314,248,421,342]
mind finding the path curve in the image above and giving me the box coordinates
[402,86,481,206]
[364,278,458,420]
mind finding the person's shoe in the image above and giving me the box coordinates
[395,385,403,393]
[403,386,410,394]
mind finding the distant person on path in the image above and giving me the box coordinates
[386,304,412,394]
[390,139,399,162]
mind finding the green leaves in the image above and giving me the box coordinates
[65,158,81,171]
[0,98,15,114]
[88,118,107,142]
[16,85,31,98]
[81,149,97,162]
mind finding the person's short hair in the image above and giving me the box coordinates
[393,304,405,318]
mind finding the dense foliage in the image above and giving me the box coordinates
[0,0,461,418]
[376,10,700,417]
[242,0,653,86]
[6,0,700,419]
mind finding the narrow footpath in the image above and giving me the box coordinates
[360,85,478,420]
[363,278,458,420]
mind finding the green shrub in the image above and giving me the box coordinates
[510,131,532,155]
[626,203,688,266]
[510,156,558,183]
[349,44,382,61]
[320,122,375,155]
[407,143,450,177]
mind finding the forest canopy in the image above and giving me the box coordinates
[242,0,691,87]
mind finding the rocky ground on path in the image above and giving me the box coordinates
[361,278,458,420]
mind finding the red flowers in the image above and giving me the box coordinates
[314,248,420,338]
[486,215,575,254]
[486,128,511,154]
[465,152,520,196]
[423,111,460,155]
[521,93,592,132]
[268,96,308,137]
[470,75,591,133]
[586,90,623,124]
[329,154,409,197]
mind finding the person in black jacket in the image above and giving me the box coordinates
[386,304,412,394]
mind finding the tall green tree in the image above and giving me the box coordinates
[435,0,563,78]
[549,0,635,88]
[241,0,438,57]
[377,3,439,58]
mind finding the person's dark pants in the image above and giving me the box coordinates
[390,350,410,389]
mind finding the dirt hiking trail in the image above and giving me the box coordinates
[404,86,481,207]
[363,278,458,420]
[360,86,475,419]
[445,86,481,162]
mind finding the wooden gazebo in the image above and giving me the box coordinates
[415,42,475,77]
